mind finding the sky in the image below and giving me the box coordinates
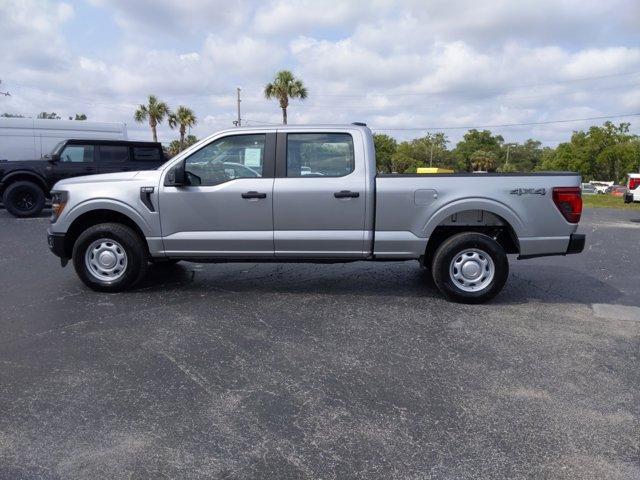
[1,0,640,146]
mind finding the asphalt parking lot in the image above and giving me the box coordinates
[0,207,638,479]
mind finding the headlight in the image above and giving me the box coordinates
[50,190,68,222]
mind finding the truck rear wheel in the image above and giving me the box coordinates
[72,222,148,292]
[431,232,508,304]
[3,181,46,217]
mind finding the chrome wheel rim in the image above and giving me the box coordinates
[449,248,494,292]
[85,238,128,282]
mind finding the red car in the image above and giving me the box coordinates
[610,185,627,197]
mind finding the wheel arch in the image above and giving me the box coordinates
[63,207,150,259]
[1,171,49,196]
[422,199,524,266]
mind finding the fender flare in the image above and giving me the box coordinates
[422,197,527,239]
[65,198,154,237]
[1,170,49,193]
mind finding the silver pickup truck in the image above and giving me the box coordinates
[47,124,585,303]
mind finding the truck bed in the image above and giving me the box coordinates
[373,172,581,259]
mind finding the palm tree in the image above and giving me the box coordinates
[134,95,170,142]
[264,70,308,125]
[168,106,197,152]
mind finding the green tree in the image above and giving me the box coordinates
[470,150,498,172]
[134,94,170,142]
[538,122,637,181]
[1,113,25,118]
[500,140,542,172]
[168,106,197,152]
[390,133,452,173]
[37,112,61,119]
[167,134,199,157]
[264,70,307,125]
[373,133,397,173]
[73,113,87,120]
[454,129,504,171]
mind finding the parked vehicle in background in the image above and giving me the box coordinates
[581,183,597,195]
[1,139,165,217]
[610,185,627,197]
[417,167,455,174]
[588,180,613,194]
[47,124,585,303]
[0,118,127,162]
[624,173,640,203]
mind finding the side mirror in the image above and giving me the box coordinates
[168,160,187,186]
[44,153,59,163]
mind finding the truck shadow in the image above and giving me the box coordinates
[137,261,625,306]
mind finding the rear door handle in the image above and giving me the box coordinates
[241,191,267,199]
[334,190,359,198]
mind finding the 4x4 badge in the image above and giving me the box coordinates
[510,188,546,196]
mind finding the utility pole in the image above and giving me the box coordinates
[430,143,434,167]
[504,144,511,169]
[233,87,241,127]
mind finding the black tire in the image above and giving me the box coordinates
[72,222,148,292]
[149,258,181,266]
[2,181,46,217]
[431,232,509,304]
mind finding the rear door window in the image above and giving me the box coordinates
[286,133,354,177]
[99,145,130,163]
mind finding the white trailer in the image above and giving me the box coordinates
[0,118,127,161]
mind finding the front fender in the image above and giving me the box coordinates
[59,198,156,237]
[422,197,527,238]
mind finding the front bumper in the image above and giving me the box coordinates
[47,230,68,263]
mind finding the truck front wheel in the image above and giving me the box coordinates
[3,181,46,217]
[72,222,148,292]
[431,232,508,304]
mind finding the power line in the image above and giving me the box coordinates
[309,70,640,98]
[244,118,280,125]
[282,80,640,110]
[370,112,640,131]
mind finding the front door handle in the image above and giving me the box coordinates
[85,166,96,172]
[334,190,359,198]
[241,191,267,199]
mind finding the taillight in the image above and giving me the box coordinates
[629,178,640,190]
[552,187,582,223]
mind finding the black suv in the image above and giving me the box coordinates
[0,139,166,217]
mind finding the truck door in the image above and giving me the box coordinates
[273,131,367,257]
[52,143,97,182]
[159,133,276,257]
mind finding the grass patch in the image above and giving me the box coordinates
[582,194,639,209]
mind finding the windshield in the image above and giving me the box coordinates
[49,140,67,156]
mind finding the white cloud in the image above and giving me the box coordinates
[1,0,639,144]
[0,0,74,68]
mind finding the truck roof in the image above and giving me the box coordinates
[215,124,371,134]
[64,139,161,147]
